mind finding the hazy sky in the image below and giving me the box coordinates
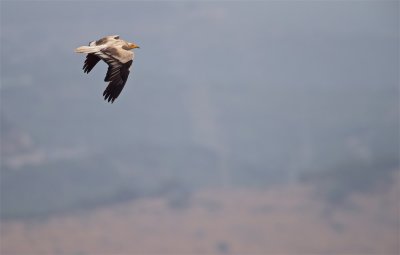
[1,0,399,208]
[1,0,398,89]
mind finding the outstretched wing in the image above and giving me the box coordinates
[94,47,133,103]
[83,54,100,73]
[103,60,132,103]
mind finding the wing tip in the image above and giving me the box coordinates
[103,91,117,103]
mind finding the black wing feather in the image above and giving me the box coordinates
[103,60,133,103]
[83,54,101,73]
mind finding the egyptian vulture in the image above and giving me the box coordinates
[75,35,140,103]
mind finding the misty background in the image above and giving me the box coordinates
[1,1,399,254]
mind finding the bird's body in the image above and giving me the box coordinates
[75,35,139,103]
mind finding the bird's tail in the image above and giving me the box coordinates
[75,46,99,54]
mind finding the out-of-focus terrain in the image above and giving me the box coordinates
[1,179,398,254]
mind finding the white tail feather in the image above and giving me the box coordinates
[75,46,99,54]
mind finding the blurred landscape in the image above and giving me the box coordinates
[2,183,399,254]
[1,1,399,254]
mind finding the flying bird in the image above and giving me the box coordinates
[75,35,140,103]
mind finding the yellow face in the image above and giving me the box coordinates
[129,43,140,49]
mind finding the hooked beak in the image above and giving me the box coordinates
[130,43,140,49]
